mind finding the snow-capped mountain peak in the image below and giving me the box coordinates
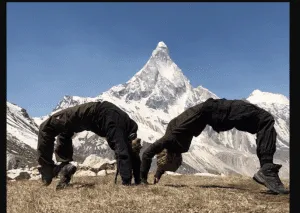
[157,41,167,48]
[151,41,169,58]
[106,41,216,112]
[149,41,186,87]
[7,42,289,179]
[53,95,100,113]
[247,89,289,105]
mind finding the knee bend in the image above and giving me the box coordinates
[259,113,275,128]
[266,115,275,126]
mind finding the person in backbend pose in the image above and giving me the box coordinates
[37,101,142,189]
[140,98,289,194]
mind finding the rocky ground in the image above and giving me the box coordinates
[6,155,117,181]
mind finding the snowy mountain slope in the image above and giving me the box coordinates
[6,102,39,169]
[7,102,39,149]
[8,41,289,179]
[6,134,38,169]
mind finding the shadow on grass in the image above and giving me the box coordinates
[164,184,290,196]
[259,190,290,196]
[164,184,190,188]
[196,184,247,191]
[69,182,96,189]
[164,184,247,191]
[163,184,188,188]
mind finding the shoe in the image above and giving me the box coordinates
[53,162,68,178]
[56,163,77,190]
[253,163,289,194]
[38,164,55,186]
[141,178,149,185]
[122,182,131,186]
[134,177,141,185]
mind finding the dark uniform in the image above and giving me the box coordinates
[140,98,277,181]
[37,101,140,185]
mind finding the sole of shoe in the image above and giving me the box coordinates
[56,165,77,189]
[42,179,52,186]
[56,184,68,190]
[60,164,77,177]
[69,165,77,175]
[253,171,288,194]
[56,178,70,190]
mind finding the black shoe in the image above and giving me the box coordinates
[134,178,141,185]
[53,162,68,178]
[141,178,149,185]
[253,163,289,194]
[122,179,132,186]
[122,182,131,186]
[56,163,77,190]
[38,164,56,186]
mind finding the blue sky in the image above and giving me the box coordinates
[7,3,289,117]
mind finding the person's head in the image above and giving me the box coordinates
[131,137,142,156]
[114,137,142,160]
[156,149,182,175]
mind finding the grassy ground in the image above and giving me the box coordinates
[7,173,289,213]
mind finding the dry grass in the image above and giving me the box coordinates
[7,173,289,213]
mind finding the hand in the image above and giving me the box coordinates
[153,169,164,184]
[153,177,160,184]
[132,138,142,154]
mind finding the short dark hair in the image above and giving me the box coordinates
[128,133,137,140]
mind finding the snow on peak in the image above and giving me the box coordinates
[54,95,99,112]
[7,102,33,122]
[126,41,188,90]
[247,89,289,105]
[152,41,169,58]
[195,86,219,99]
[7,102,21,112]
[107,41,218,112]
[157,41,168,49]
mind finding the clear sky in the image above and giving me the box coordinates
[7,2,289,117]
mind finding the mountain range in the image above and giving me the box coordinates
[7,41,289,178]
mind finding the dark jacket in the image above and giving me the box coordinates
[51,101,138,148]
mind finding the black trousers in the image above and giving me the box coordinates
[121,146,141,184]
[37,111,72,167]
[223,100,277,167]
[255,112,277,167]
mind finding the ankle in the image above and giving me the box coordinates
[260,158,273,168]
